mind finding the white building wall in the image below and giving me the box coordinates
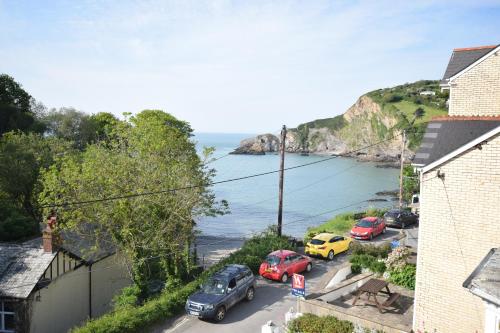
[485,302,500,333]
[30,265,89,333]
[29,253,131,333]
[413,133,500,333]
[91,254,132,317]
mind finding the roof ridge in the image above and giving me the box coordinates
[431,116,500,121]
[453,45,498,52]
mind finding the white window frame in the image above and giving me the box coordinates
[0,301,15,333]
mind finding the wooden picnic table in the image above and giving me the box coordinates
[352,278,400,313]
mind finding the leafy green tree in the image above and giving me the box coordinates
[403,165,419,202]
[297,124,309,152]
[0,132,70,238]
[0,74,40,135]
[42,107,98,148]
[39,110,227,293]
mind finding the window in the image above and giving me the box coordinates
[228,278,236,290]
[0,301,15,333]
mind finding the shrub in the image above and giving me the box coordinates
[112,285,141,310]
[287,313,354,333]
[384,246,411,271]
[389,264,416,290]
[350,242,391,258]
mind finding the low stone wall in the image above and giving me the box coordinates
[298,298,411,333]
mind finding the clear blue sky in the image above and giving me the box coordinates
[1,1,499,133]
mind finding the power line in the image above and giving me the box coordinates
[40,133,402,209]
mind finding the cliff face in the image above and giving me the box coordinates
[232,80,448,161]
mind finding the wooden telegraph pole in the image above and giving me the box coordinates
[398,130,406,209]
[277,125,287,237]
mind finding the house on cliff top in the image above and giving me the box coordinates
[412,44,500,333]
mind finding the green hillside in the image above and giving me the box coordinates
[292,80,448,152]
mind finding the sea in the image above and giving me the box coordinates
[194,133,399,239]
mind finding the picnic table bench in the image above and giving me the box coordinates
[352,278,400,313]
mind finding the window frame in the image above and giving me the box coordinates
[0,301,15,333]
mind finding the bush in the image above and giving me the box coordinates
[112,285,141,310]
[389,264,416,290]
[287,313,354,333]
[350,242,391,258]
[384,246,411,271]
[73,231,294,333]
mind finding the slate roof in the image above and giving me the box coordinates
[463,248,500,306]
[412,118,500,166]
[441,45,498,84]
[60,228,116,264]
[0,243,56,299]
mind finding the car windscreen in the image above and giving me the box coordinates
[356,220,373,227]
[385,211,400,217]
[310,239,325,245]
[202,278,227,295]
[265,255,281,266]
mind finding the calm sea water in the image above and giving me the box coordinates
[194,133,399,238]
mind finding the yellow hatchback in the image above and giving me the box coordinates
[305,233,352,260]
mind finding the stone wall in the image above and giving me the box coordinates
[414,132,500,333]
[449,51,500,117]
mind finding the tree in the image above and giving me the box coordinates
[402,165,419,202]
[39,110,227,294]
[0,74,39,135]
[297,124,309,152]
[0,132,70,239]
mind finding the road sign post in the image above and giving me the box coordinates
[291,273,305,297]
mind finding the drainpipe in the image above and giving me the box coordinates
[412,168,424,331]
[88,263,92,319]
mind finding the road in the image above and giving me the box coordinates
[153,253,349,333]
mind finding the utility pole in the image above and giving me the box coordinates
[277,125,287,237]
[399,130,406,209]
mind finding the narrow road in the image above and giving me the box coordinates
[153,253,350,333]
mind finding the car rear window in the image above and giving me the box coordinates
[385,211,400,217]
[310,239,325,245]
[265,255,281,266]
[356,219,374,227]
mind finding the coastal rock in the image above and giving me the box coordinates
[230,133,279,155]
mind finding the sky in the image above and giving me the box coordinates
[1,1,499,133]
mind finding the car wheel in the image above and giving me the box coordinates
[245,287,255,301]
[369,233,373,241]
[281,273,289,283]
[328,250,335,261]
[305,263,312,272]
[214,306,226,322]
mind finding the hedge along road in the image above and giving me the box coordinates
[151,251,349,333]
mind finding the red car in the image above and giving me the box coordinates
[259,250,312,283]
[350,217,386,240]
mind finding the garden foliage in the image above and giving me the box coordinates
[287,313,354,333]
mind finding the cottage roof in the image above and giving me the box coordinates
[0,227,116,299]
[412,118,500,168]
[441,45,498,84]
[0,243,56,299]
[463,248,500,306]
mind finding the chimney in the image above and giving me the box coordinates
[42,225,53,253]
[42,214,58,253]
